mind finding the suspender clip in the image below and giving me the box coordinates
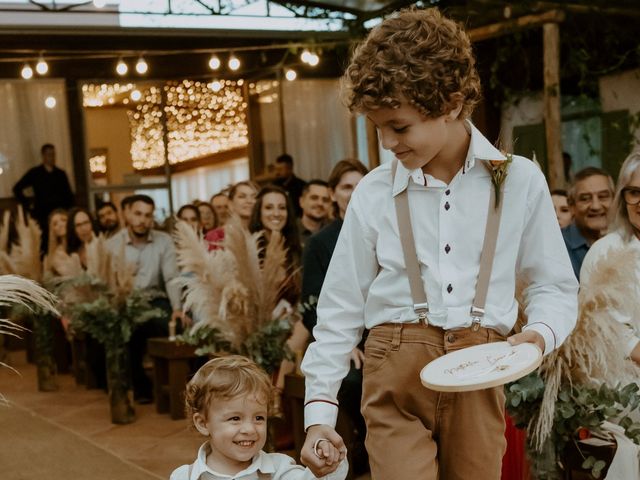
[470,306,484,331]
[414,303,429,326]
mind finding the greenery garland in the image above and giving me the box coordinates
[506,372,640,479]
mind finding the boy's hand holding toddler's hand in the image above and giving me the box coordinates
[301,425,346,477]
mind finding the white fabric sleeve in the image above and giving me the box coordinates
[516,169,579,355]
[301,194,377,429]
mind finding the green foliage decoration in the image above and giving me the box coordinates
[506,372,640,479]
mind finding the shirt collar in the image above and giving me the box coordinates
[391,120,506,197]
[190,443,275,480]
[564,223,589,250]
[123,228,154,245]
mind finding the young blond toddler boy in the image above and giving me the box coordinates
[171,355,347,480]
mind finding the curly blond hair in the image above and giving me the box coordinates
[185,355,273,423]
[342,7,481,119]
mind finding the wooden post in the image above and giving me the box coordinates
[543,22,564,189]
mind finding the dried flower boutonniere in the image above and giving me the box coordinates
[484,153,513,210]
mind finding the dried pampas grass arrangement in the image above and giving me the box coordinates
[0,207,42,282]
[174,216,291,354]
[526,246,640,450]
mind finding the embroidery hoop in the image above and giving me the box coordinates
[420,341,542,392]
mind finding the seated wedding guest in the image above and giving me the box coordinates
[580,151,640,365]
[300,159,369,474]
[66,207,96,268]
[205,181,258,250]
[106,194,188,403]
[177,204,202,234]
[551,189,572,229]
[46,209,68,260]
[197,202,218,235]
[210,192,230,226]
[298,180,331,248]
[170,356,347,480]
[96,201,120,238]
[66,207,105,389]
[562,167,614,279]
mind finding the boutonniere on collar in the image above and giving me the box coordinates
[483,153,513,210]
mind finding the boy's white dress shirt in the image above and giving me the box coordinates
[170,442,348,480]
[302,121,578,429]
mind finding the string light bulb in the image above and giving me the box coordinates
[307,52,320,67]
[116,59,128,76]
[21,64,33,80]
[36,56,49,75]
[300,49,312,63]
[228,54,240,71]
[135,57,148,75]
[208,55,221,70]
[130,89,142,101]
[45,96,56,109]
[285,69,297,81]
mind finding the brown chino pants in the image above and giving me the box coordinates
[362,322,507,480]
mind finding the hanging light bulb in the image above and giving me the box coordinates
[285,69,297,81]
[130,89,142,101]
[300,49,312,64]
[36,56,49,75]
[21,64,33,80]
[116,59,128,76]
[208,54,221,70]
[228,54,240,71]
[93,0,106,7]
[135,57,148,75]
[45,96,56,109]
[307,52,320,67]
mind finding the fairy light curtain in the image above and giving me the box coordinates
[128,79,248,169]
[0,80,74,198]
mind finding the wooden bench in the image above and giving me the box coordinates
[283,373,356,480]
[147,337,198,420]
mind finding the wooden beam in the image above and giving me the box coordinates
[468,10,565,42]
[543,22,564,189]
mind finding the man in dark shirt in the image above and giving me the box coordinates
[272,153,306,217]
[13,143,74,231]
[561,167,613,279]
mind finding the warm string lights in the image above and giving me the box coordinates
[18,46,323,79]
[89,154,108,174]
[82,83,137,107]
[124,79,248,170]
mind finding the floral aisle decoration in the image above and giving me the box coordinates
[0,207,60,391]
[506,247,640,479]
[53,236,164,424]
[174,218,295,376]
[0,274,59,402]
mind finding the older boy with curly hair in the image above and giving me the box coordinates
[300,7,578,479]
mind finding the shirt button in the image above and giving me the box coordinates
[444,202,450,211]
[447,284,453,294]
[447,333,456,343]
[445,189,451,196]
[444,244,451,254]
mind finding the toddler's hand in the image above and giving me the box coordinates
[314,438,344,467]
